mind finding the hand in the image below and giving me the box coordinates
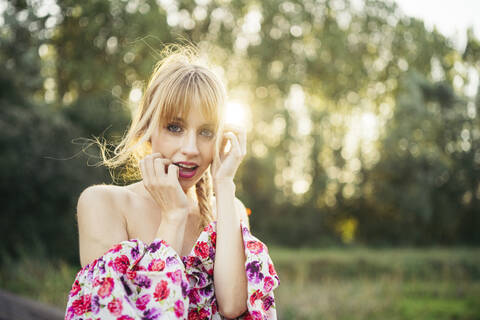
[211,124,247,189]
[139,153,190,221]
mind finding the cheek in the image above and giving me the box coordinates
[151,133,177,156]
[201,141,215,164]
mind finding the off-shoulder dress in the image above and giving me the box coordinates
[65,219,280,320]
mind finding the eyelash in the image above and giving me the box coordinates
[167,123,182,133]
[166,123,214,139]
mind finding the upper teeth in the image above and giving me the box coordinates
[178,163,196,169]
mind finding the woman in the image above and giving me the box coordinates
[65,44,280,320]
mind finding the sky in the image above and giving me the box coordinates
[393,0,480,50]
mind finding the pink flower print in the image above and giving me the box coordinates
[249,289,263,306]
[109,255,130,274]
[148,258,165,271]
[117,316,135,320]
[126,268,137,280]
[72,293,92,315]
[153,280,170,301]
[134,274,152,289]
[107,298,123,316]
[166,269,183,284]
[212,302,218,314]
[174,300,185,317]
[198,308,209,318]
[194,241,209,259]
[108,244,122,254]
[246,261,264,284]
[243,311,263,320]
[262,296,274,311]
[98,277,114,298]
[205,223,213,233]
[92,276,102,287]
[246,241,264,254]
[184,256,197,269]
[65,306,75,320]
[188,287,201,304]
[188,309,201,320]
[251,311,263,320]
[70,279,81,296]
[211,231,216,246]
[268,262,277,276]
[91,295,100,314]
[263,276,275,292]
[135,294,151,311]
[166,256,179,267]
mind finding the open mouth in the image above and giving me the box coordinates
[174,162,199,179]
[174,163,199,170]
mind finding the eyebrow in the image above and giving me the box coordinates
[170,117,215,127]
[171,117,185,123]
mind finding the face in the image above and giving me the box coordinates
[150,105,217,192]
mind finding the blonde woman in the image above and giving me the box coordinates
[65,44,280,320]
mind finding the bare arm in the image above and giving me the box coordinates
[213,180,250,319]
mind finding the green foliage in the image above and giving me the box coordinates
[0,246,77,308]
[271,247,480,320]
[3,247,480,318]
[1,0,480,264]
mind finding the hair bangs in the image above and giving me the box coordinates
[159,70,221,130]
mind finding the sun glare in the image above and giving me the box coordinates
[224,100,251,130]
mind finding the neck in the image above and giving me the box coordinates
[184,186,198,203]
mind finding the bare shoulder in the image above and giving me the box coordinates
[76,184,129,267]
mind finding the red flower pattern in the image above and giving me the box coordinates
[153,280,170,301]
[148,258,166,271]
[65,220,278,319]
[174,299,185,317]
[194,241,209,259]
[72,294,91,315]
[107,298,123,316]
[246,241,264,254]
[98,277,114,298]
[110,255,130,274]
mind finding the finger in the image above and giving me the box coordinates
[224,132,242,158]
[149,152,169,177]
[167,164,181,187]
[224,124,246,154]
[236,128,247,156]
[220,134,228,155]
[145,154,169,185]
[154,158,171,177]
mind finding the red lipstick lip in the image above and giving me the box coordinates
[174,161,199,179]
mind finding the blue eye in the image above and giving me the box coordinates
[200,128,214,138]
[167,123,182,133]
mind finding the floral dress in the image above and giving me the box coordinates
[65,220,280,319]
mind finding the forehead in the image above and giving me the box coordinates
[155,68,222,130]
[172,107,215,126]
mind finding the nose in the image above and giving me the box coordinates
[181,130,200,157]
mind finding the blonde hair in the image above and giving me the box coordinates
[95,43,226,231]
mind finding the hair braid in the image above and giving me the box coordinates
[195,169,215,231]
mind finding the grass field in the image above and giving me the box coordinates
[1,247,479,319]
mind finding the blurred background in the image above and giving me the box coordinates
[1,0,480,318]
